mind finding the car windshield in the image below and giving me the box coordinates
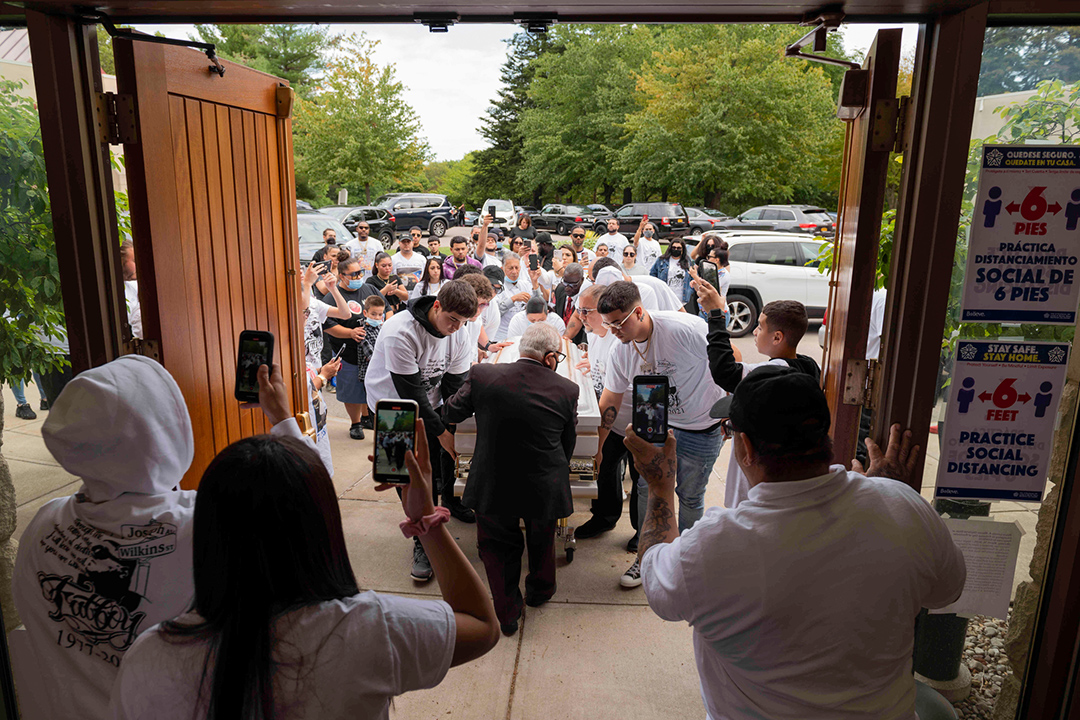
[702,208,727,218]
[489,200,514,213]
[656,203,684,216]
[686,208,705,218]
[804,211,833,223]
[297,213,350,247]
[566,205,588,215]
[319,206,354,221]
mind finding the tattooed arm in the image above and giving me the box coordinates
[623,427,679,560]
[596,389,623,469]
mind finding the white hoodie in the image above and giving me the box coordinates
[12,355,197,720]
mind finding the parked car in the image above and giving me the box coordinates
[463,209,480,225]
[477,198,517,230]
[532,204,597,236]
[319,205,396,249]
[685,207,723,236]
[296,199,315,212]
[698,207,730,219]
[710,232,830,337]
[375,193,457,237]
[297,211,351,262]
[515,205,539,217]
[715,205,835,236]
[586,203,614,219]
[606,202,690,238]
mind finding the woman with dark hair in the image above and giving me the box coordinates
[551,244,577,280]
[649,237,694,306]
[691,234,721,264]
[411,256,445,298]
[110,367,500,720]
[510,213,536,241]
[365,252,408,316]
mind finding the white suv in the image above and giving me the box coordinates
[694,231,829,337]
[479,198,517,231]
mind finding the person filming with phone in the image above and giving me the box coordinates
[442,323,578,637]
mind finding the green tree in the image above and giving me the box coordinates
[191,24,340,98]
[978,26,1080,97]
[293,33,429,206]
[0,80,67,385]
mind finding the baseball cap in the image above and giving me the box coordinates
[710,365,830,452]
[536,231,552,245]
[483,266,505,292]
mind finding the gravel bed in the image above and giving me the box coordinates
[954,612,1012,719]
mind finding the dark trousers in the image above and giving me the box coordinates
[39,357,73,406]
[476,514,558,625]
[591,431,639,527]
[426,422,457,505]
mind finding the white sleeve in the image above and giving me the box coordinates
[507,313,527,338]
[384,327,421,375]
[378,594,457,695]
[603,343,632,394]
[638,284,659,312]
[308,295,330,324]
[448,333,473,374]
[549,313,566,335]
[483,303,501,338]
[270,417,318,451]
[640,540,695,623]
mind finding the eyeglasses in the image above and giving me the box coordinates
[548,350,566,365]
[342,270,363,279]
[410,234,421,239]
[624,252,636,257]
[719,418,735,439]
[570,233,585,239]
[602,305,641,330]
[356,226,370,231]
[577,306,596,316]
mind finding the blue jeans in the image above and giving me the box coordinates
[11,371,44,405]
[637,425,724,532]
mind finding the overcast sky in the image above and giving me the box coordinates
[137,22,916,163]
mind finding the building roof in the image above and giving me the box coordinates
[0,28,30,64]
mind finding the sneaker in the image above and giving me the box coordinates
[620,559,642,588]
[15,403,37,420]
[625,533,639,554]
[39,398,49,411]
[410,540,433,582]
[360,414,374,430]
[500,618,519,637]
[444,497,476,524]
[349,423,365,440]
[575,517,616,539]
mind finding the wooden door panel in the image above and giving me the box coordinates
[116,38,299,487]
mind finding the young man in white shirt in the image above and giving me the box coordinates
[391,230,427,278]
[597,281,725,587]
[628,366,965,720]
[342,220,383,279]
[568,225,596,267]
[603,217,630,257]
[364,280,480,581]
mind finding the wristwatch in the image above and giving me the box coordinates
[708,308,726,321]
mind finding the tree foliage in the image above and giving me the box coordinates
[977,26,1080,97]
[0,81,67,384]
[293,33,429,206]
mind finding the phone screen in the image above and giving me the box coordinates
[701,261,721,294]
[374,400,418,484]
[235,332,273,402]
[487,205,496,217]
[633,375,669,444]
[529,254,539,271]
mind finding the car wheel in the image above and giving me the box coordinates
[726,294,758,338]
[379,230,395,251]
[691,226,702,236]
[556,222,567,236]
[430,219,447,237]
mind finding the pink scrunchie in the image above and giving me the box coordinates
[399,506,451,538]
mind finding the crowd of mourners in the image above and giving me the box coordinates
[9,212,968,720]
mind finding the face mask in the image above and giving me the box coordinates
[365,317,383,327]
[348,279,364,290]
[643,230,655,238]
[670,248,683,258]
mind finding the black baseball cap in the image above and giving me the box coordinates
[710,365,830,451]
[483,265,505,292]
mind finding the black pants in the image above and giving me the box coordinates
[476,514,558,625]
[590,431,639,527]
[426,422,457,505]
[39,357,73,406]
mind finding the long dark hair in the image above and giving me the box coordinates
[660,238,690,270]
[161,435,359,720]
[420,256,443,294]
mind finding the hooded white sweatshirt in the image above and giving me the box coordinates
[11,355,198,720]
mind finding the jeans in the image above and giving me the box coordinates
[637,425,724,532]
[10,371,45,405]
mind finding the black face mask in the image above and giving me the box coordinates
[670,248,683,257]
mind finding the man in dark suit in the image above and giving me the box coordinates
[443,322,578,636]
[551,262,586,344]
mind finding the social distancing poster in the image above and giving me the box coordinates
[961,144,1080,324]
[936,341,1069,502]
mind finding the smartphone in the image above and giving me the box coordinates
[373,399,419,485]
[529,253,540,272]
[700,261,721,294]
[642,213,649,223]
[633,375,669,444]
[235,330,274,402]
[331,343,347,362]
[313,260,332,272]
[487,205,496,217]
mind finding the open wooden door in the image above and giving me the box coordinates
[113,38,304,488]
[821,29,903,467]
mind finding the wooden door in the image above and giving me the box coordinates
[821,29,902,467]
[113,38,304,488]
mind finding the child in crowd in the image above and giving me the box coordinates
[357,295,386,384]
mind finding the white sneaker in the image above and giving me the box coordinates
[620,559,642,588]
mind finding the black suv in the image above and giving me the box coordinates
[375,193,457,237]
[603,202,689,239]
[320,205,396,249]
[716,205,835,236]
[532,204,597,235]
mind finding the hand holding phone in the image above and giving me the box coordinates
[372,399,419,485]
[487,205,496,217]
[700,261,721,294]
[235,330,274,403]
[529,254,540,272]
[633,375,669,444]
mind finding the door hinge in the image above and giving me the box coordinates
[127,338,161,362]
[870,95,910,154]
[95,92,138,145]
[893,95,911,154]
[842,358,879,408]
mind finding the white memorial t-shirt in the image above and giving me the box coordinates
[634,275,684,311]
[481,301,501,341]
[110,592,456,720]
[410,280,444,299]
[642,466,966,720]
[364,307,474,409]
[305,294,331,367]
[604,311,722,431]
[604,232,630,256]
[637,238,663,272]
[588,330,631,430]
[506,311,567,339]
[343,237,383,278]
[391,251,426,278]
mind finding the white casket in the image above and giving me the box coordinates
[453,336,600,498]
